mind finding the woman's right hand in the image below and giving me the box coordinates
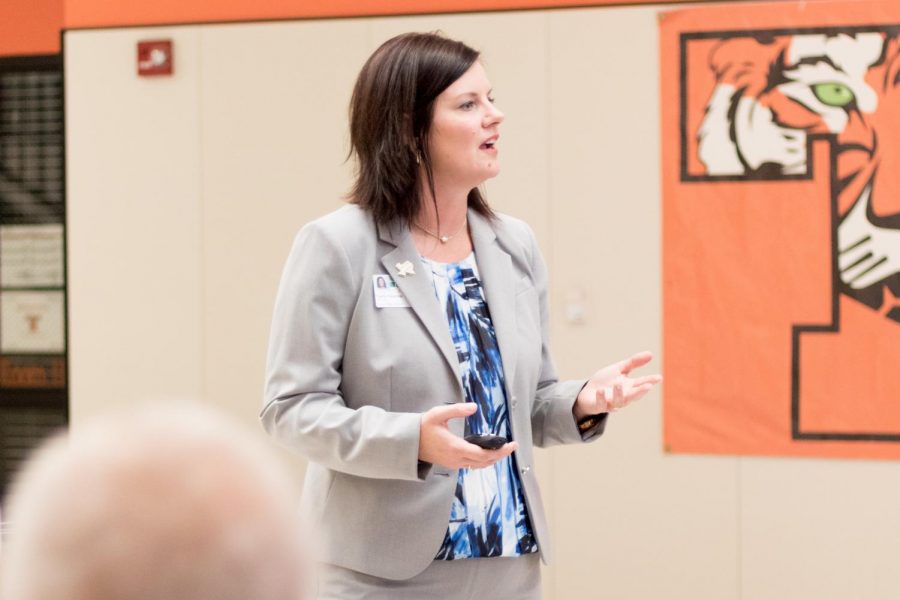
[418,403,518,470]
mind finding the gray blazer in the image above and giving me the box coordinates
[261,204,605,580]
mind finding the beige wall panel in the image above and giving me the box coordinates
[548,7,739,599]
[65,28,204,423]
[197,19,370,458]
[741,458,900,599]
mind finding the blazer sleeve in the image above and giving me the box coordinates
[260,223,425,481]
[526,225,607,447]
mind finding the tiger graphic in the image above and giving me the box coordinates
[696,31,900,322]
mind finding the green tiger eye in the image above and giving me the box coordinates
[812,82,855,108]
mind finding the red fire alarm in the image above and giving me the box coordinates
[137,40,173,76]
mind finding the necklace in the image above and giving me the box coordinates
[413,219,467,244]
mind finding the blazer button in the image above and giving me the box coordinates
[511,397,518,408]
[521,466,530,475]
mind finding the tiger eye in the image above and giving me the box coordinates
[812,82,855,108]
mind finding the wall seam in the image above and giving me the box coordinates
[196,27,208,406]
[544,11,556,600]
[737,457,743,600]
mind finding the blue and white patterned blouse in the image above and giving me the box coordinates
[421,252,538,560]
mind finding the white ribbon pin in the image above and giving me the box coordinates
[396,260,415,277]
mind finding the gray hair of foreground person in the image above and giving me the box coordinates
[0,404,308,600]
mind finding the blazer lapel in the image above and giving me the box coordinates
[469,211,518,389]
[378,220,463,392]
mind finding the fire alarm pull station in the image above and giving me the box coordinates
[137,40,173,76]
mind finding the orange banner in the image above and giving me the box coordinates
[65,0,744,30]
[0,0,61,56]
[661,0,900,459]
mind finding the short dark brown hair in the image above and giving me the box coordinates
[347,32,495,226]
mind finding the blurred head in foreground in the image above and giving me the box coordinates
[1,403,307,600]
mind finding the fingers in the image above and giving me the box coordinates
[596,376,661,412]
[631,374,663,387]
[610,383,625,410]
[423,407,518,470]
[430,402,478,425]
[595,384,624,412]
[594,386,611,412]
[628,383,656,402]
[620,350,653,374]
[458,441,518,469]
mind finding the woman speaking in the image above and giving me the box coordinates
[261,31,660,599]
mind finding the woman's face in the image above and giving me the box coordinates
[427,61,504,190]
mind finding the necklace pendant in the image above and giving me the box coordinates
[440,236,449,243]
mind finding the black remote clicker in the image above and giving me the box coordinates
[464,434,508,450]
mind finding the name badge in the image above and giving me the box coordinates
[373,275,411,308]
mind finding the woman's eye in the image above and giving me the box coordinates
[812,82,855,108]
[460,100,475,110]
[487,96,496,104]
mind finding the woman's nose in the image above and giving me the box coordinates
[485,105,504,126]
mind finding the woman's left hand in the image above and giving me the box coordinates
[573,351,662,421]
